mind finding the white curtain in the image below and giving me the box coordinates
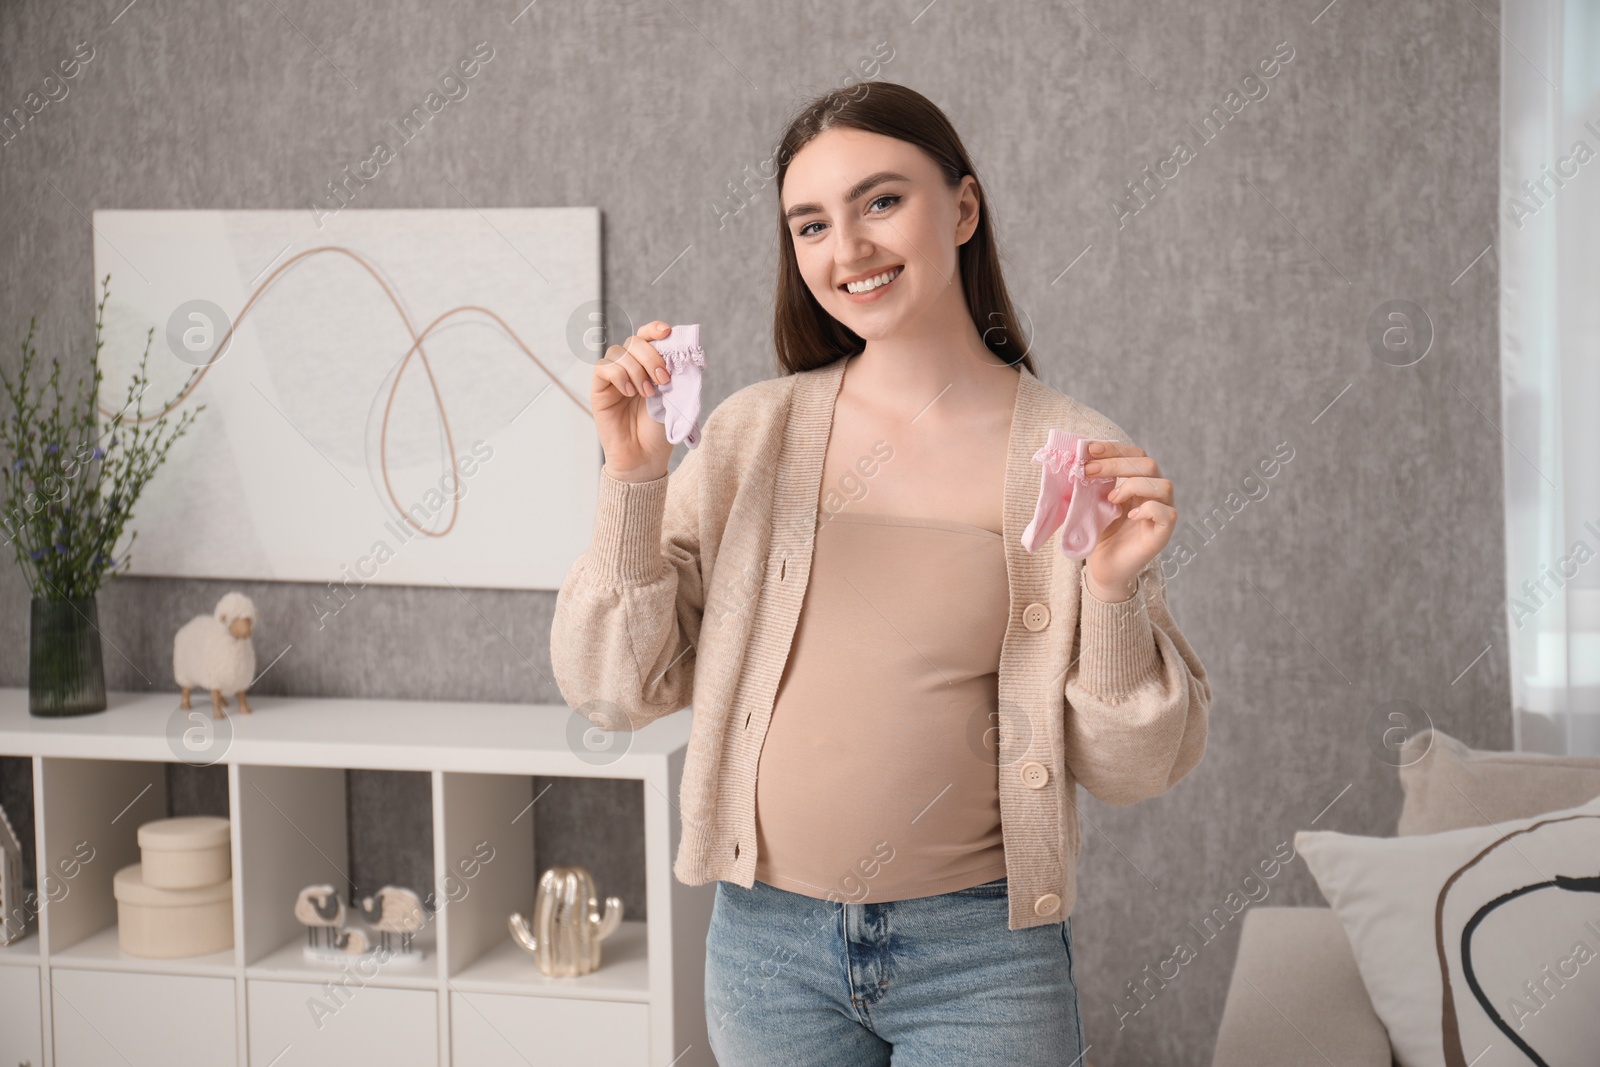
[1501,0,1600,754]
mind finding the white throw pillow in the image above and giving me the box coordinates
[1296,792,1600,1067]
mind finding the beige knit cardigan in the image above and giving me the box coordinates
[551,355,1212,931]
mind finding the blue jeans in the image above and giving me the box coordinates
[704,875,1086,1066]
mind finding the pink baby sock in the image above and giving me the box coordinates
[1020,429,1121,560]
[646,324,704,448]
[1020,431,1074,554]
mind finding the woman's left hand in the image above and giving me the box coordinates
[1081,440,1176,603]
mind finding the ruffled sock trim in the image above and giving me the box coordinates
[1032,428,1112,483]
[660,344,705,373]
[1031,443,1078,477]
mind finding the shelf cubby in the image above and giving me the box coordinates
[37,757,205,962]
[236,763,439,987]
[438,771,652,1000]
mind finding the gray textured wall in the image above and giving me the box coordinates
[0,1,1502,1062]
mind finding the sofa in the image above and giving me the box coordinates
[1209,727,1600,1067]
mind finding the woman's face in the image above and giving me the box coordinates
[781,127,979,342]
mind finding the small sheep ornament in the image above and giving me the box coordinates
[359,885,427,954]
[294,884,345,949]
[174,592,258,720]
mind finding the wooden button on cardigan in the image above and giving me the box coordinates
[550,355,1212,930]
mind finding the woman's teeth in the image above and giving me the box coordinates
[844,266,902,294]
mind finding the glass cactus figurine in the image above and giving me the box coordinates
[507,865,623,977]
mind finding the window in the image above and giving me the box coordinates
[1501,0,1600,753]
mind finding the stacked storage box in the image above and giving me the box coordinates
[113,815,234,958]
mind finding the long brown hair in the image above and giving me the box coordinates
[771,81,1036,377]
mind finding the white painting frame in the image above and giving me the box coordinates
[89,208,603,593]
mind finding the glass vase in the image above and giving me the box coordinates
[28,595,108,717]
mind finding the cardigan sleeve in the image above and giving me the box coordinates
[550,439,707,733]
[1062,555,1212,806]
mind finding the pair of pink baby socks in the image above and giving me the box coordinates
[645,324,704,448]
[1020,429,1122,559]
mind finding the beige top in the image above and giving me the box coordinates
[754,510,1011,902]
[550,355,1213,930]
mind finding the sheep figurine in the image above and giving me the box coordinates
[174,592,258,719]
[294,884,345,948]
[359,885,426,954]
[330,927,370,954]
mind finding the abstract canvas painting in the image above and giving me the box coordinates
[89,208,602,594]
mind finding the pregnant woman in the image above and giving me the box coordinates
[551,81,1211,1066]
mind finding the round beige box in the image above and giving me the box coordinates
[138,815,231,889]
[114,863,233,958]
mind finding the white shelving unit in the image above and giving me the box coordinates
[0,688,714,1067]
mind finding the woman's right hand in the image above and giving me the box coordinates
[593,321,677,482]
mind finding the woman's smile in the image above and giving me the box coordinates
[839,263,904,303]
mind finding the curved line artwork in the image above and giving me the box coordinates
[96,244,595,539]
